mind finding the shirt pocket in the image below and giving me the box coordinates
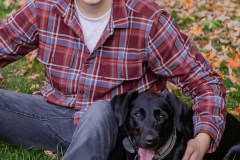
[36,42,77,94]
[99,59,143,80]
[37,42,75,69]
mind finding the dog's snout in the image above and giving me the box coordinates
[144,135,155,144]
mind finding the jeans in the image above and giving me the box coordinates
[0,89,118,160]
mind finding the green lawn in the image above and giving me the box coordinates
[0,1,51,159]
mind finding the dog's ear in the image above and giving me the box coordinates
[111,91,138,127]
[165,93,188,132]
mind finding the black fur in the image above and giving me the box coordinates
[108,91,240,160]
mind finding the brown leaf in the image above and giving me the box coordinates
[229,109,240,117]
[30,84,40,90]
[28,74,40,80]
[26,50,37,68]
[237,106,240,114]
[17,0,27,6]
[226,87,238,93]
[227,66,240,85]
[3,0,14,8]
[44,150,57,160]
[8,69,27,76]
[0,73,3,86]
[166,81,179,93]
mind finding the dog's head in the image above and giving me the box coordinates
[111,91,188,150]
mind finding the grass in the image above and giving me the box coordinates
[0,0,240,159]
[0,1,50,159]
[0,142,52,160]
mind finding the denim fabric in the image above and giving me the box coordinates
[0,89,118,160]
[63,100,118,160]
[0,89,76,152]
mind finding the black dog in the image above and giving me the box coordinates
[108,91,240,160]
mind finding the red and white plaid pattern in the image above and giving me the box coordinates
[0,0,226,152]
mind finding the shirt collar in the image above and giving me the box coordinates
[112,0,129,28]
[52,0,71,18]
[52,0,129,29]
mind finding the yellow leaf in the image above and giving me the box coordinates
[191,28,202,35]
[217,71,225,80]
[182,0,193,8]
[211,59,222,68]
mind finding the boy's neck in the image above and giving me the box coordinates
[75,0,112,18]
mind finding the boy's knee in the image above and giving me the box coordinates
[83,100,115,123]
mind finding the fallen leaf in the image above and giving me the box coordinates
[166,81,179,93]
[3,0,14,8]
[226,66,240,85]
[226,87,238,93]
[226,53,240,69]
[191,28,203,35]
[237,106,240,114]
[216,71,225,80]
[229,109,240,117]
[17,0,27,6]
[26,50,37,68]
[0,73,3,86]
[182,0,193,8]
[28,74,40,80]
[30,84,40,90]
[8,69,27,76]
[44,150,57,160]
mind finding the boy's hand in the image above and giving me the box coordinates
[182,133,211,160]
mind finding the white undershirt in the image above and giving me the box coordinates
[74,0,111,53]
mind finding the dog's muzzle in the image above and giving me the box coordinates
[123,127,177,160]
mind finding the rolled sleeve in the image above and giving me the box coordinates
[193,95,226,152]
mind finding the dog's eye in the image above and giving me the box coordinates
[154,110,165,120]
[158,115,164,118]
[134,112,142,118]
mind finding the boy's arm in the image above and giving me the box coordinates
[147,10,226,153]
[0,0,39,68]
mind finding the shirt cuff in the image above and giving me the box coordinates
[193,115,226,153]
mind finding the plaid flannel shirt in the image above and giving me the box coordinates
[0,0,226,152]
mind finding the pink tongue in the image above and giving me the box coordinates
[138,148,155,160]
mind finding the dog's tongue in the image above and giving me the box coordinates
[138,148,155,160]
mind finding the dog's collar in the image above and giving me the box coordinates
[154,127,177,160]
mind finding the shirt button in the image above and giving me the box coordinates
[120,73,124,78]
[51,58,54,62]
[85,64,90,68]
[80,90,84,94]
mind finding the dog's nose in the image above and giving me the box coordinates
[145,135,154,145]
